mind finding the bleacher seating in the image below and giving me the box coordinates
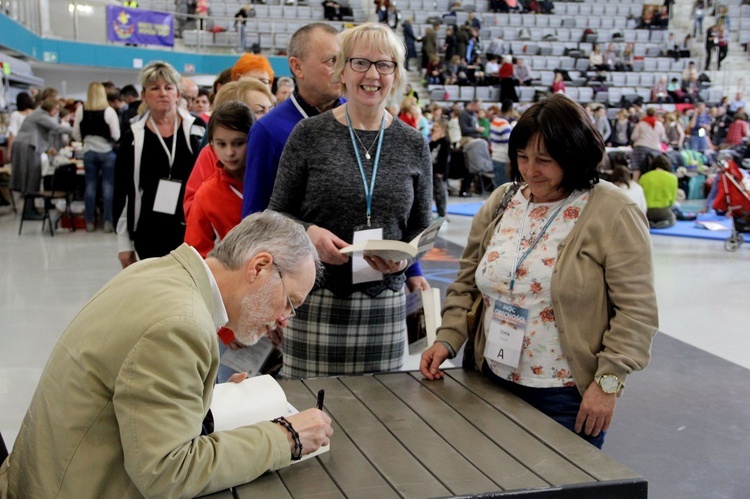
[169,0,746,108]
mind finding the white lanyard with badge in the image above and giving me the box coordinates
[484,191,573,368]
[346,106,386,285]
[150,115,182,215]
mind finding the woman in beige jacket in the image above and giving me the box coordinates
[420,95,658,448]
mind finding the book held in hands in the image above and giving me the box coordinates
[406,287,442,355]
[340,217,446,262]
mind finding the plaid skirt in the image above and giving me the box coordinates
[630,146,659,172]
[282,288,406,379]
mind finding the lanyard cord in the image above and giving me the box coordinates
[149,114,179,179]
[509,189,575,291]
[345,105,385,227]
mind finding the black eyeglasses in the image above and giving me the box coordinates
[348,57,398,75]
[273,264,297,321]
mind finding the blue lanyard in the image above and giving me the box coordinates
[509,191,574,291]
[345,105,385,227]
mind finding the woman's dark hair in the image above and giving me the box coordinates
[610,164,632,188]
[650,154,672,171]
[207,101,255,142]
[16,92,35,111]
[508,94,604,193]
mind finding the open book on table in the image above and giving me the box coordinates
[406,287,442,355]
[210,375,329,462]
[339,217,446,262]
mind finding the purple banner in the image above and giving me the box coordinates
[106,6,174,47]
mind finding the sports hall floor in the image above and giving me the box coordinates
[0,197,748,498]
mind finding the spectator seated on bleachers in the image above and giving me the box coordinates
[426,55,444,85]
[589,43,609,71]
[604,44,620,71]
[667,78,686,103]
[513,57,533,86]
[484,55,500,82]
[652,76,670,103]
[322,0,349,20]
[521,0,553,14]
[619,43,634,71]
[503,0,523,14]
[662,33,679,60]
[443,55,467,85]
[551,71,566,95]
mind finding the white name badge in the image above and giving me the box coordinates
[153,179,182,215]
[483,299,529,369]
[351,228,383,285]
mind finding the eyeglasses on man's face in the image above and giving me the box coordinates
[347,57,398,75]
[274,264,297,321]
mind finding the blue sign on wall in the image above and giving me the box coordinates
[106,6,174,47]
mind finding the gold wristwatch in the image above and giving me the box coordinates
[595,374,622,394]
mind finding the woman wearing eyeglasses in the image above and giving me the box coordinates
[269,23,433,379]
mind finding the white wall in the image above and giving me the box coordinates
[33,65,143,99]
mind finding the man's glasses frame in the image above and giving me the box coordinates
[274,264,297,321]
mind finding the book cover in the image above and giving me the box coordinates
[220,335,274,378]
[340,217,446,262]
[406,287,442,355]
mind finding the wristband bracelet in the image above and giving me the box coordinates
[272,416,303,460]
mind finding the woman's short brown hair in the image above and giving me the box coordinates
[508,94,604,193]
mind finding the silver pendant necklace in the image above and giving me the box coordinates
[352,128,382,160]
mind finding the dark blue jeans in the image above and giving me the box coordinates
[83,150,116,224]
[483,362,606,448]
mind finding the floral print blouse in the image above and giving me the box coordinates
[476,188,589,388]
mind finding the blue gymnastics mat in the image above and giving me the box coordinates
[445,201,485,217]
[444,200,749,243]
[649,213,750,242]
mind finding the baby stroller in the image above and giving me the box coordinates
[712,157,750,251]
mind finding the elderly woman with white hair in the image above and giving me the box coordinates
[269,22,433,378]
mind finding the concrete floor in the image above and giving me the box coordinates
[1,197,748,498]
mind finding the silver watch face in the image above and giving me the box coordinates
[600,376,619,393]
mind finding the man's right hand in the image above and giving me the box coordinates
[118,251,137,269]
[306,225,350,265]
[284,409,333,456]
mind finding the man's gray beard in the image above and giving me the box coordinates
[234,292,276,346]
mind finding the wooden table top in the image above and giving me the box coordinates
[202,369,646,499]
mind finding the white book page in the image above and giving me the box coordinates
[210,375,289,432]
[211,376,330,461]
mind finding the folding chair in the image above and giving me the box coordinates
[18,163,78,237]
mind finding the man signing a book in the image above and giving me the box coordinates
[0,212,333,498]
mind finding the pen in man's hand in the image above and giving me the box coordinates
[316,389,325,411]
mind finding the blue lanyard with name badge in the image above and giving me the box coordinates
[509,190,574,291]
[345,105,385,227]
